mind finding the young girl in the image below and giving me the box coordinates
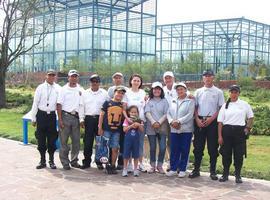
[122,105,144,177]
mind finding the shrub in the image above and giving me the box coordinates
[252,105,270,136]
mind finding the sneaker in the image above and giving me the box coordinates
[63,165,71,170]
[127,162,133,173]
[188,170,200,178]
[178,171,186,178]
[122,169,128,177]
[111,166,118,174]
[210,172,218,181]
[166,170,177,177]
[148,166,156,174]
[116,165,123,170]
[138,163,147,172]
[166,164,171,172]
[36,162,46,169]
[105,164,112,174]
[49,161,57,169]
[134,169,140,177]
[156,166,165,174]
[71,162,81,168]
[219,175,229,182]
[235,176,243,184]
[96,164,104,170]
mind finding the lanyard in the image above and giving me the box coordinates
[47,83,53,107]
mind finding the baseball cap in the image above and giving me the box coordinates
[68,69,79,76]
[89,74,100,82]
[163,71,174,79]
[112,72,123,78]
[114,86,126,93]
[202,69,214,76]
[174,82,187,89]
[151,81,163,89]
[229,85,240,93]
[47,69,56,75]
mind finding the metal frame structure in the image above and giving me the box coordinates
[11,0,157,72]
[157,17,270,75]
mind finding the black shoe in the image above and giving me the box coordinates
[188,170,200,178]
[219,175,229,182]
[97,164,104,170]
[63,165,71,170]
[111,166,118,174]
[106,165,113,174]
[80,164,90,169]
[49,161,57,169]
[210,172,218,181]
[116,165,123,170]
[235,176,243,184]
[36,162,46,169]
[71,163,81,168]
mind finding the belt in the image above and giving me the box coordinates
[62,110,79,119]
[86,115,99,118]
[38,109,55,115]
[223,125,245,128]
[198,116,212,120]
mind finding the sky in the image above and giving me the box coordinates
[157,0,270,25]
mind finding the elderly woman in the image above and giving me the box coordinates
[166,82,195,178]
[217,85,254,183]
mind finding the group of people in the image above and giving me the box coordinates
[31,68,254,184]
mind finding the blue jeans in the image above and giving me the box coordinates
[148,134,167,166]
[103,131,120,149]
[170,132,192,171]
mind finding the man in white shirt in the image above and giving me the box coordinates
[163,71,177,105]
[189,69,225,180]
[57,69,84,170]
[79,74,109,169]
[31,69,61,169]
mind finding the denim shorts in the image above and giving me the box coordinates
[103,131,120,149]
[123,129,140,159]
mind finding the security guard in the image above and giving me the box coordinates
[57,69,84,170]
[189,69,225,180]
[31,69,61,169]
[79,74,109,169]
[217,85,254,183]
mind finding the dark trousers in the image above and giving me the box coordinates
[83,115,99,166]
[193,120,219,173]
[219,125,246,177]
[36,110,58,161]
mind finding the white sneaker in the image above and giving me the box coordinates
[166,170,177,177]
[156,166,165,174]
[148,166,156,173]
[178,171,186,178]
[122,169,128,177]
[127,162,133,173]
[134,169,140,177]
[139,163,147,172]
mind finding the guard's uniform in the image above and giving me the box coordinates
[217,98,254,178]
[79,88,109,167]
[31,81,61,166]
[193,85,225,174]
[57,83,84,168]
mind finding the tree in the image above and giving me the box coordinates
[0,0,52,107]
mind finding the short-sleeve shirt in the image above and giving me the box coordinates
[101,100,124,132]
[125,89,146,121]
[217,99,254,126]
[194,85,225,116]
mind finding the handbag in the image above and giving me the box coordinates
[95,136,110,164]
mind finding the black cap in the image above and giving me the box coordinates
[89,74,100,82]
[229,85,240,93]
[202,69,214,76]
[114,86,126,93]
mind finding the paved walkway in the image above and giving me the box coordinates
[0,137,270,200]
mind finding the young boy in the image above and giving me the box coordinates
[98,86,126,174]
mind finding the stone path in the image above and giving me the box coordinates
[0,137,270,200]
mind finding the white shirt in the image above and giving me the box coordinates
[31,81,61,122]
[163,84,177,105]
[217,99,254,126]
[125,88,146,121]
[79,88,109,122]
[194,85,225,116]
[57,83,84,113]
